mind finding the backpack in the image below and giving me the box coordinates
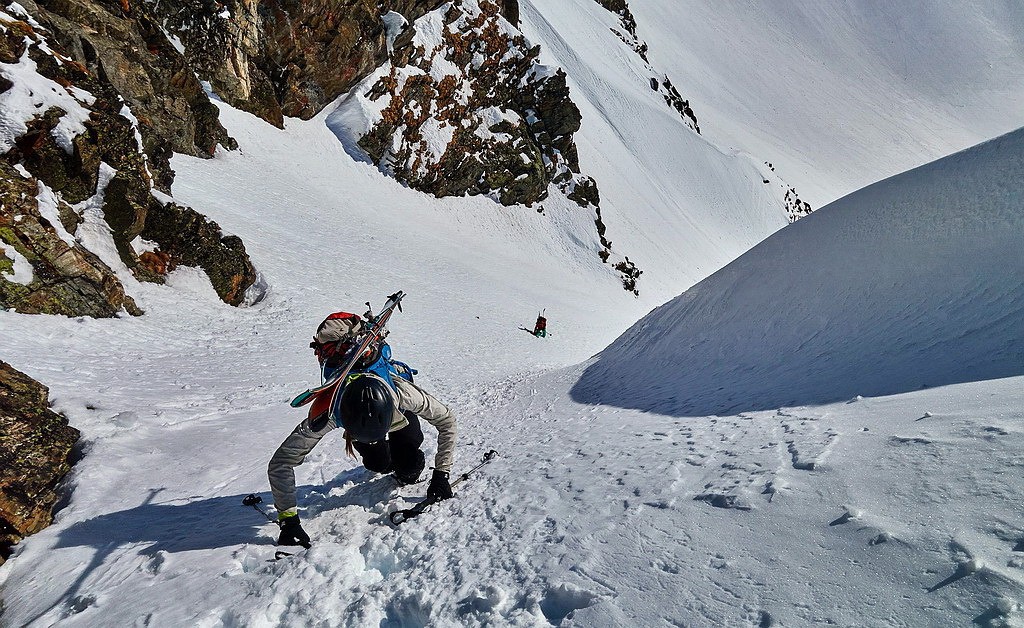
[310,311,418,387]
[310,312,364,368]
[534,315,547,333]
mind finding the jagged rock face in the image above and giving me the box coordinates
[140,199,257,305]
[762,162,813,222]
[594,0,646,61]
[655,76,700,134]
[0,361,80,564]
[353,0,595,208]
[145,0,528,126]
[0,162,141,315]
[1,1,257,313]
[29,0,236,162]
[146,0,444,125]
[259,0,439,120]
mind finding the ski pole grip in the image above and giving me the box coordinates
[390,508,418,525]
[390,497,433,525]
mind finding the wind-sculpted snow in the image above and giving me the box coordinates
[573,128,1024,416]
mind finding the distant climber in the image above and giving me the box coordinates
[268,302,457,548]
[520,310,548,337]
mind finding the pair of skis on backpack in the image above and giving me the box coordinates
[290,291,405,408]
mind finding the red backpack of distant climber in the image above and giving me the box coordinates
[534,315,547,334]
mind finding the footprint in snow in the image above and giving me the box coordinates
[457,585,508,616]
[983,425,1010,437]
[782,419,839,470]
[694,492,752,511]
[926,558,983,593]
[889,435,932,446]
[539,583,599,625]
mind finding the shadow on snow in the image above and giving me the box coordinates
[54,467,392,555]
[572,130,1024,417]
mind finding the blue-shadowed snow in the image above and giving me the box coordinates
[573,127,1024,416]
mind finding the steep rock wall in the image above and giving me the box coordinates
[1,1,256,312]
[0,361,79,565]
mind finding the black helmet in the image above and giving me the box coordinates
[338,375,394,443]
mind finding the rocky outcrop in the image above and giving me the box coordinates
[0,162,141,316]
[762,161,813,222]
[1,1,257,314]
[784,188,812,221]
[140,199,257,305]
[144,0,435,125]
[595,0,647,61]
[145,0,523,126]
[30,0,236,163]
[653,76,700,134]
[0,361,79,564]
[356,1,585,207]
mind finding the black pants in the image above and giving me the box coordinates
[352,411,425,483]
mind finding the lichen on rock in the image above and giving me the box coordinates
[0,361,80,564]
[0,161,141,316]
[21,0,236,161]
[354,0,571,208]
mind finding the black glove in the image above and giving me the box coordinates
[277,515,311,548]
[426,469,453,502]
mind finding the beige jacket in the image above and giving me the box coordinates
[268,374,456,515]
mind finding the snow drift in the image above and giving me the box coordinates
[573,127,1024,416]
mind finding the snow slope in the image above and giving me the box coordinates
[627,0,1024,206]
[574,127,1024,416]
[0,8,793,619]
[0,118,1020,624]
[510,0,789,296]
[1,2,1022,626]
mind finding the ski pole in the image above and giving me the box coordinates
[389,450,498,525]
[452,449,498,489]
[242,494,280,527]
